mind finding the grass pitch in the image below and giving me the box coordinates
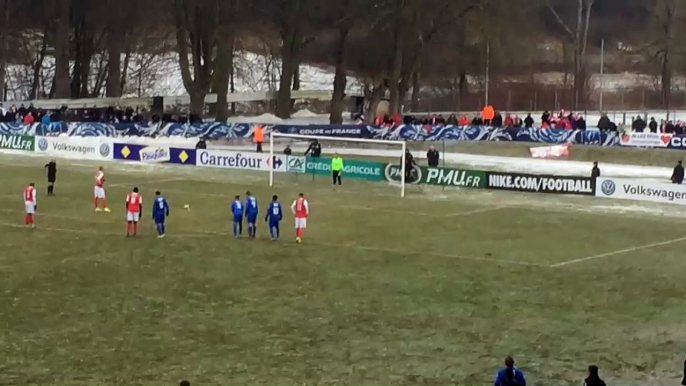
[1,155,686,386]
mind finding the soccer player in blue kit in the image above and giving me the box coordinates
[231,195,243,237]
[245,191,259,238]
[152,191,170,238]
[265,195,283,241]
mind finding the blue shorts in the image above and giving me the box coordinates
[246,214,258,224]
[269,221,280,228]
[233,216,243,223]
[154,216,166,225]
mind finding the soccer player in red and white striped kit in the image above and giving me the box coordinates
[24,183,37,228]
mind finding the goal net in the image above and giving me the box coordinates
[269,133,408,197]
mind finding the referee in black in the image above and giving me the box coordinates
[45,159,57,195]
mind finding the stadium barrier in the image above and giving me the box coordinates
[304,156,385,180]
[14,134,686,207]
[485,172,595,196]
[384,165,487,188]
[36,136,113,160]
[596,177,686,205]
[0,133,34,151]
[0,122,622,146]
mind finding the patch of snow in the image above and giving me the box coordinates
[292,109,319,118]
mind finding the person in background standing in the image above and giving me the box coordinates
[649,117,658,133]
[591,161,600,179]
[304,140,322,158]
[672,161,684,184]
[45,160,57,196]
[253,125,265,153]
[283,145,292,155]
[195,137,207,149]
[426,146,440,167]
[583,365,606,386]
[331,153,344,186]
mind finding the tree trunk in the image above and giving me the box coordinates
[276,0,302,119]
[365,82,387,124]
[276,51,297,118]
[190,91,205,117]
[30,31,48,99]
[0,0,9,102]
[106,28,123,97]
[410,72,420,112]
[329,26,350,124]
[388,27,404,116]
[662,51,671,110]
[213,38,234,122]
[53,0,71,99]
[120,49,131,95]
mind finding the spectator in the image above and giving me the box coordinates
[472,114,484,126]
[597,113,612,131]
[591,161,600,179]
[0,103,5,116]
[649,117,658,133]
[672,161,684,184]
[195,138,207,150]
[495,356,526,386]
[664,120,675,134]
[576,114,587,131]
[426,145,440,167]
[492,111,503,128]
[254,125,265,153]
[524,114,534,128]
[583,365,606,386]
[304,140,322,158]
[504,114,514,128]
[284,145,292,155]
[459,115,470,126]
[447,114,458,125]
[24,112,35,124]
[513,115,523,128]
[541,110,550,125]
[41,112,51,125]
[633,116,647,132]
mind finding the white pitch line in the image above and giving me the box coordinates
[551,236,686,268]
[442,206,510,218]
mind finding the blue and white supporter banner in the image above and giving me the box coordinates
[0,122,620,146]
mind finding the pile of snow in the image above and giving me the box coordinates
[227,113,283,124]
[292,109,319,118]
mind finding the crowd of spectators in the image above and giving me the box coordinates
[0,103,206,125]
[371,109,596,130]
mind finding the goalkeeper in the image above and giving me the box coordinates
[331,153,344,186]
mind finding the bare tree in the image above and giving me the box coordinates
[173,0,220,116]
[547,0,595,109]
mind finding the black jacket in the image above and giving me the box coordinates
[591,166,600,179]
[672,165,684,184]
[649,120,658,133]
[45,161,57,181]
[305,143,322,157]
[597,117,612,131]
[524,116,534,128]
[426,149,440,167]
[583,377,606,386]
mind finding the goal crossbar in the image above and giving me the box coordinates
[269,132,407,197]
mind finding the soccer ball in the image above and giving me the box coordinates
[296,237,302,244]
[184,204,191,211]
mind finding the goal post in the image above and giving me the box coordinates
[269,132,407,197]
